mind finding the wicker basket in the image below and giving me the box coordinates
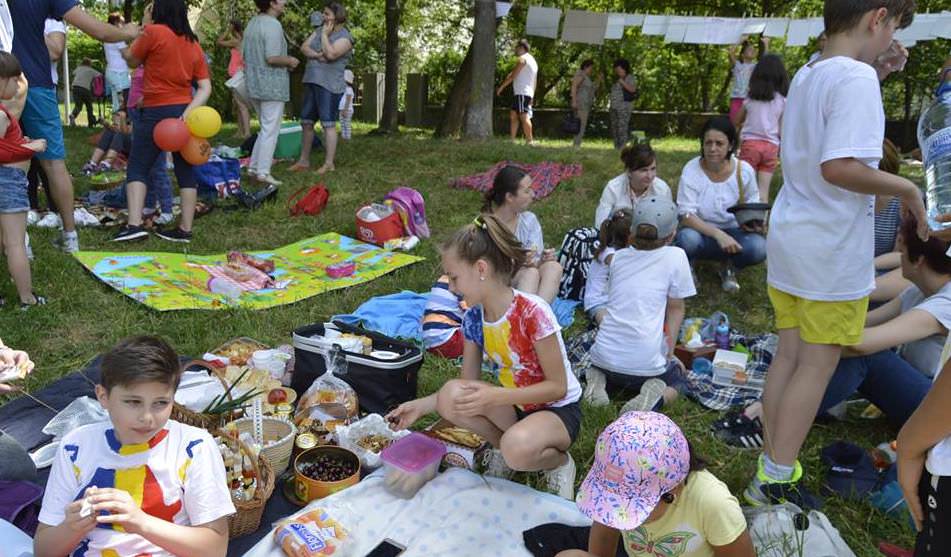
[172,361,236,431]
[225,416,297,474]
[216,429,275,539]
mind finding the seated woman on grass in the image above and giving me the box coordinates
[594,143,671,229]
[483,165,563,304]
[387,214,581,500]
[817,214,951,427]
[81,109,131,175]
[557,412,754,557]
[675,116,763,293]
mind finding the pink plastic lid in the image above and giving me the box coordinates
[380,432,446,473]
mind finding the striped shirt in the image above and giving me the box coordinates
[422,276,467,350]
[874,197,901,258]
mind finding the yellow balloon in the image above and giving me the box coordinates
[185,106,222,138]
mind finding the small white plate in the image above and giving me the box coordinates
[30,442,58,469]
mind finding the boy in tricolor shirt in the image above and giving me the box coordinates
[35,336,234,557]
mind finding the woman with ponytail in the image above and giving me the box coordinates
[483,165,563,303]
[388,214,582,500]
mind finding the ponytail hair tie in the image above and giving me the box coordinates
[473,215,488,230]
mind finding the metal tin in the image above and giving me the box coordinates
[295,432,318,451]
[274,403,294,420]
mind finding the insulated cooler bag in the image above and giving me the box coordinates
[292,322,423,415]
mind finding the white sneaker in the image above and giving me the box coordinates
[583,368,610,407]
[620,378,667,415]
[544,453,576,500]
[25,232,33,261]
[255,174,283,186]
[73,207,100,227]
[480,448,515,480]
[27,210,39,226]
[154,213,174,225]
[53,231,79,254]
[36,212,62,229]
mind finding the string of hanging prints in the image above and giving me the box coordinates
[516,5,951,48]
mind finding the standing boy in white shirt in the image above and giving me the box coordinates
[749,0,926,509]
[496,39,537,145]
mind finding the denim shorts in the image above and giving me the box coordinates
[127,104,196,189]
[20,87,65,160]
[301,83,343,126]
[0,166,29,213]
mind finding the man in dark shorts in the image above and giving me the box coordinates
[10,0,138,252]
[496,39,538,145]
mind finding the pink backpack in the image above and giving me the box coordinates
[91,74,105,98]
[384,186,430,238]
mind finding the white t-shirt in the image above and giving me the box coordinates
[338,85,354,111]
[676,157,759,229]
[731,61,755,98]
[39,420,235,557]
[594,174,672,228]
[590,246,696,375]
[0,0,12,53]
[767,57,883,301]
[44,19,65,85]
[898,282,951,378]
[928,336,951,475]
[103,41,128,73]
[584,247,616,312]
[513,53,538,97]
[516,211,545,257]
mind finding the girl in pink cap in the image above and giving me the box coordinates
[558,412,754,557]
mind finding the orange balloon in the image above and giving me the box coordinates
[180,136,211,165]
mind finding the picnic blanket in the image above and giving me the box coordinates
[449,161,583,199]
[682,333,775,410]
[242,468,590,557]
[73,233,423,311]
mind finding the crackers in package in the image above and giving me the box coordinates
[273,508,351,557]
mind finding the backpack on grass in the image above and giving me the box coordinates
[557,227,600,301]
[384,186,430,238]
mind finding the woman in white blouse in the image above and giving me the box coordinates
[675,116,764,292]
[484,165,563,303]
[594,143,672,228]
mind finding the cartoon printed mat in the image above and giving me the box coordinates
[73,233,424,311]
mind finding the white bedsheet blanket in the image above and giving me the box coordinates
[242,468,591,557]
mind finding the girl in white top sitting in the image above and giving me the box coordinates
[585,197,696,413]
[675,116,763,293]
[584,208,632,326]
[594,143,671,229]
[484,165,563,304]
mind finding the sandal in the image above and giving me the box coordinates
[712,412,764,449]
[20,293,47,311]
[287,163,310,172]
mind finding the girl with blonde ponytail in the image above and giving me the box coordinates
[387,214,582,500]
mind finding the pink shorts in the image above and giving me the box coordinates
[729,98,745,124]
[739,139,780,173]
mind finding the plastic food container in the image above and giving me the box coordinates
[711,349,763,391]
[380,432,446,498]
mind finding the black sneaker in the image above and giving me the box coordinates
[113,225,148,242]
[155,227,192,243]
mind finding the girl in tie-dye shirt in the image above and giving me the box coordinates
[387,214,582,499]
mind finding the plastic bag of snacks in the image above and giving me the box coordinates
[335,414,410,469]
[295,347,359,434]
[273,508,352,557]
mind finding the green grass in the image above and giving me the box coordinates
[3,121,919,555]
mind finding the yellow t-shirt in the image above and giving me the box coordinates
[622,470,746,557]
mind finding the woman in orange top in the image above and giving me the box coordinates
[114,0,211,244]
[217,19,250,140]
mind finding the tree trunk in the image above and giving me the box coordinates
[376,0,401,134]
[463,0,496,139]
[123,0,133,23]
[434,38,475,138]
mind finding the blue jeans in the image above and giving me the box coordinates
[300,83,342,127]
[127,104,195,190]
[818,350,931,427]
[129,108,173,213]
[674,227,767,269]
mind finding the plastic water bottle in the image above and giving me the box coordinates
[208,277,242,299]
[920,78,951,229]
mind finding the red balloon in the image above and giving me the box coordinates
[153,118,190,152]
[180,136,211,165]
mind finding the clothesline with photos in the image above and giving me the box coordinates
[512,4,951,48]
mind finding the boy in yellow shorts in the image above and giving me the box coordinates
[749,0,926,508]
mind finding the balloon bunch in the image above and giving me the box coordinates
[153,106,222,165]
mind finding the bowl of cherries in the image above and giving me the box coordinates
[293,445,361,502]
